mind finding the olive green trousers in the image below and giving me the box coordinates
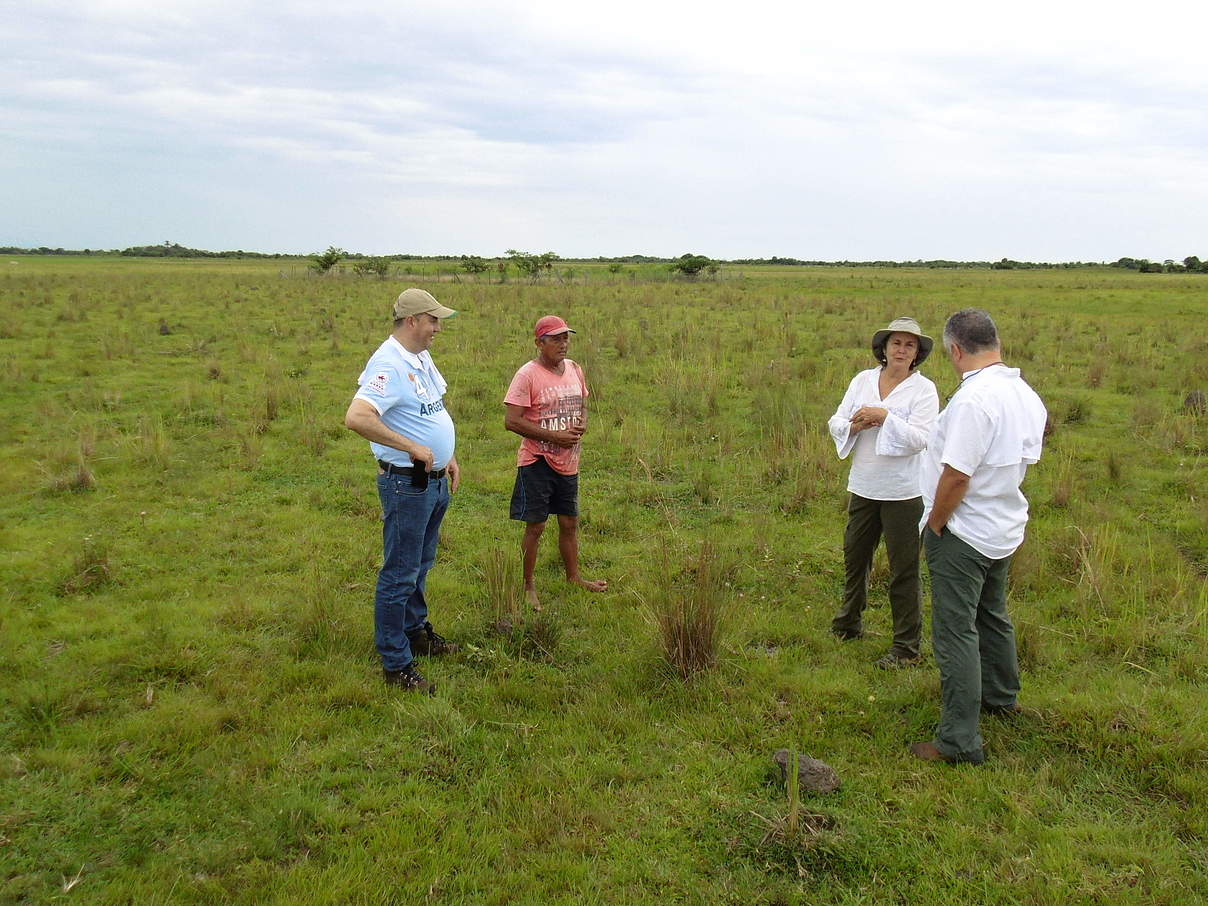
[831,493,923,658]
[923,526,1020,763]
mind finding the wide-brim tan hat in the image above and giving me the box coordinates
[392,287,457,320]
[871,317,933,367]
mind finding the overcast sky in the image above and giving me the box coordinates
[4,0,1207,261]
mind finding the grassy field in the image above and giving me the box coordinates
[1,257,1205,904]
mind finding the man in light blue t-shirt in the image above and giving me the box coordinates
[344,288,461,693]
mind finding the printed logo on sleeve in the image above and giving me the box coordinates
[368,371,389,395]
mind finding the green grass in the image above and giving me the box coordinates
[1,257,1205,903]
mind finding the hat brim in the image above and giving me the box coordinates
[538,327,576,337]
[872,329,933,366]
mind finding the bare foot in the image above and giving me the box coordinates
[525,586,543,612]
[571,577,608,592]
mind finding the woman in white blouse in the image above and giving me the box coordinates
[827,318,939,668]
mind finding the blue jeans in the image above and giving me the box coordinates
[375,472,449,671]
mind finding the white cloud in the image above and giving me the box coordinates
[2,0,1207,258]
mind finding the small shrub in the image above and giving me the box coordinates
[669,253,713,278]
[351,258,389,278]
[460,255,489,276]
[311,246,345,275]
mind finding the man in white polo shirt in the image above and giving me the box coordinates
[344,288,461,693]
[910,309,1047,764]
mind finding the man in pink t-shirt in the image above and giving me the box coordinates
[504,315,608,610]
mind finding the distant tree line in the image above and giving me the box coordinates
[0,242,468,261]
[731,257,1112,269]
[0,242,291,259]
[5,243,1207,274]
[1111,256,1208,274]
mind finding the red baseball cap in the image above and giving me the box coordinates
[534,315,575,338]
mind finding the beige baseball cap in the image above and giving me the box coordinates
[392,288,457,320]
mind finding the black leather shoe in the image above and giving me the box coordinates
[408,622,460,657]
[831,628,864,641]
[382,664,434,694]
[983,702,1023,717]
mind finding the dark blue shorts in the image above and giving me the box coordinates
[510,456,579,523]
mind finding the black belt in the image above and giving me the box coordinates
[378,459,447,479]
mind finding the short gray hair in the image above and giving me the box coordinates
[942,308,999,354]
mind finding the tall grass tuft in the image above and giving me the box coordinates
[295,556,346,656]
[483,546,522,632]
[515,611,562,661]
[1074,525,1120,619]
[137,415,171,470]
[1049,450,1074,508]
[47,428,97,492]
[785,748,801,835]
[55,457,96,493]
[234,426,264,470]
[57,536,113,595]
[298,407,328,456]
[779,426,840,512]
[264,384,281,425]
[651,540,731,679]
[1087,356,1107,388]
